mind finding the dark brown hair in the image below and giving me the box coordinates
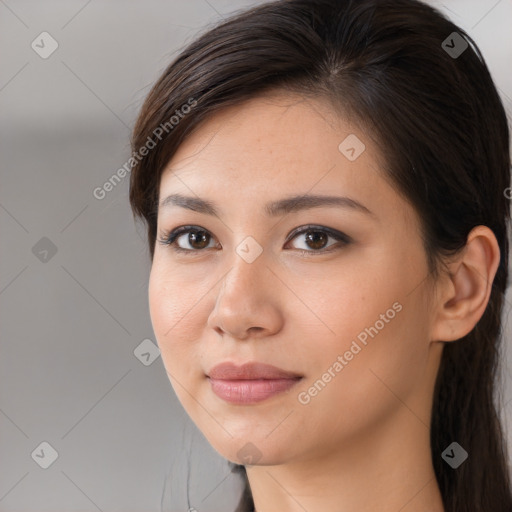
[129,0,512,510]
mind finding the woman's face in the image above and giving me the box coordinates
[149,92,443,465]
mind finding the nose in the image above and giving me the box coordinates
[206,250,284,341]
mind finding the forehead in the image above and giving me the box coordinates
[158,91,418,233]
[162,92,374,182]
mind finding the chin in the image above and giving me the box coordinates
[203,430,291,467]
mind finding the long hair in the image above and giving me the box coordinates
[128,1,512,510]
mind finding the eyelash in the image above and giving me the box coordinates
[157,224,351,257]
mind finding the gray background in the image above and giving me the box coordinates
[1,1,511,511]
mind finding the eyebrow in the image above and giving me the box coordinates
[159,193,375,218]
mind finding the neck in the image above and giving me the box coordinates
[245,407,445,512]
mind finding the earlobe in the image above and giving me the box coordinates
[430,226,500,343]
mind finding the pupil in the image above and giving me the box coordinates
[190,231,209,249]
[306,230,327,249]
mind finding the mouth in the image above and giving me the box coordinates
[206,361,303,404]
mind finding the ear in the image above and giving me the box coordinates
[430,226,501,343]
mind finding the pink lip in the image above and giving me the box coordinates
[207,362,303,404]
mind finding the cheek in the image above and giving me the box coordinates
[148,254,209,334]
[293,257,431,422]
[148,262,202,371]
[293,300,429,450]
[291,258,398,352]
[148,264,209,419]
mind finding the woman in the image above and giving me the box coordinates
[129,0,512,510]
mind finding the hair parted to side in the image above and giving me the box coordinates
[129,0,512,510]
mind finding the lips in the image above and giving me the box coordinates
[206,362,303,404]
[207,361,302,380]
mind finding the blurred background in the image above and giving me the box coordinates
[1,1,511,511]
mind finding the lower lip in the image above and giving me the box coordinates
[208,377,301,404]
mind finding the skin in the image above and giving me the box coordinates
[148,91,500,512]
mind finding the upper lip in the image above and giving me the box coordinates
[207,362,302,380]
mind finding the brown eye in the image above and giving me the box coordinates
[176,229,215,250]
[159,226,218,253]
[159,224,350,256]
[287,226,350,254]
[303,230,329,250]
[186,230,211,249]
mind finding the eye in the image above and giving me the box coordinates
[158,226,218,253]
[285,225,351,254]
[157,224,351,256]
